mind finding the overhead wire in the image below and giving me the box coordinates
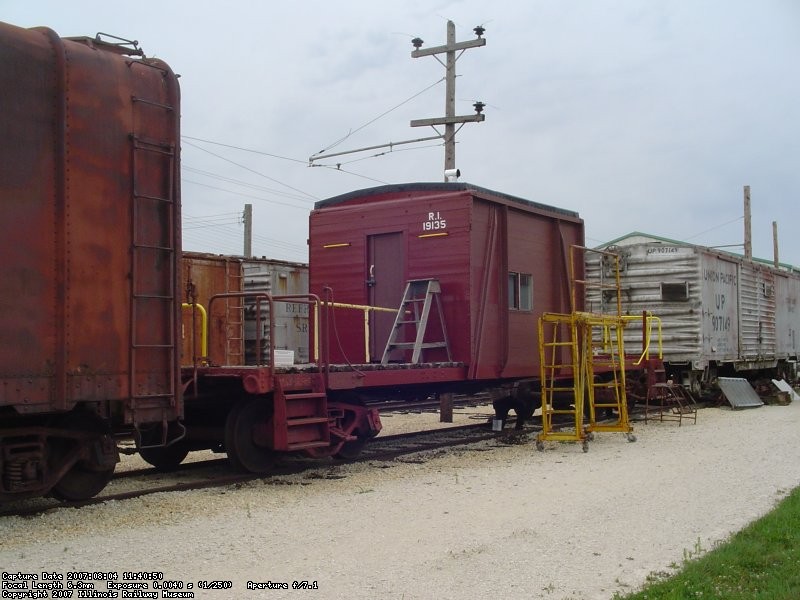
[684,215,744,242]
[183,178,312,211]
[183,139,319,201]
[182,136,308,164]
[183,166,313,203]
[179,74,449,258]
[312,77,446,156]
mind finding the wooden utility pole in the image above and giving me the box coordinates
[773,221,779,268]
[243,203,252,258]
[410,21,486,179]
[743,186,752,260]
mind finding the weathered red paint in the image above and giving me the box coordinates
[309,183,584,383]
[0,22,182,424]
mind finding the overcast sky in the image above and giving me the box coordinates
[5,1,799,265]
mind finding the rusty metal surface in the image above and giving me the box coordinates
[181,253,244,366]
[0,22,181,423]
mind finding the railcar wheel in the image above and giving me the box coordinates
[138,441,190,472]
[224,399,277,474]
[334,437,368,460]
[50,411,117,501]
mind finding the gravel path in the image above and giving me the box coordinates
[2,401,799,599]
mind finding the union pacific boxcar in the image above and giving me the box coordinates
[587,233,800,394]
[0,22,182,501]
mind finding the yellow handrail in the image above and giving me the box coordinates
[329,302,398,363]
[181,302,208,358]
[618,313,663,364]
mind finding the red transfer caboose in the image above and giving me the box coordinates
[309,182,584,388]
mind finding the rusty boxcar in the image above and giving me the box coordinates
[0,22,181,501]
[179,252,309,368]
[586,235,800,393]
[309,182,584,393]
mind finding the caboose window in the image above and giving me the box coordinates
[509,272,533,311]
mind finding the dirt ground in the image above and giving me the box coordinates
[2,400,800,599]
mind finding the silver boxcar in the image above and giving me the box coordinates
[587,234,799,392]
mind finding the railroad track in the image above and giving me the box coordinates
[1,406,654,518]
[0,420,516,518]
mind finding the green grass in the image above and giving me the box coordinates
[615,487,800,599]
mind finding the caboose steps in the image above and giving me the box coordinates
[273,378,330,452]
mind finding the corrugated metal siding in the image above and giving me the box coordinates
[589,240,800,371]
[774,274,799,357]
[739,263,776,361]
[586,244,704,362]
[243,259,309,364]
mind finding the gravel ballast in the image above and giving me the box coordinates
[2,401,799,599]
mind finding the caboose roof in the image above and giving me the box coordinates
[314,182,580,220]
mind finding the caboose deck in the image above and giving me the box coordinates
[182,361,469,395]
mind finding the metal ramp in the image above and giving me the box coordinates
[381,279,452,365]
[717,377,764,409]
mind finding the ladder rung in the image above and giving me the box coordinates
[287,441,330,450]
[388,342,448,349]
[135,193,174,204]
[133,294,175,300]
[133,242,176,252]
[132,97,175,111]
[287,417,329,426]
[133,343,175,349]
[284,392,326,400]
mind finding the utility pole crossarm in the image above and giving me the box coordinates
[411,37,485,58]
[410,20,486,180]
[410,114,485,127]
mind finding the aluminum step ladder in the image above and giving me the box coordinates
[381,279,452,365]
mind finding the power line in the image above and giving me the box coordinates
[685,215,743,242]
[313,77,446,157]
[183,165,315,203]
[183,139,319,201]
[182,135,308,164]
[182,178,313,211]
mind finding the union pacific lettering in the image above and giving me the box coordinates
[702,269,737,286]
